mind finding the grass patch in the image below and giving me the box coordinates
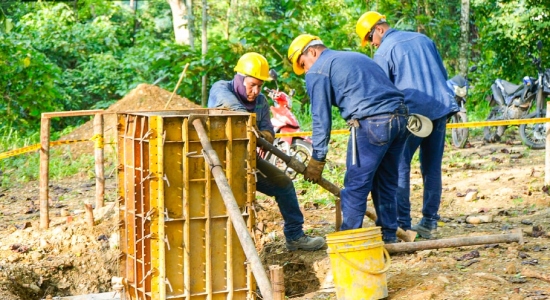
[0,127,115,188]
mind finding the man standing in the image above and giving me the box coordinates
[287,34,409,243]
[208,52,325,251]
[356,11,459,238]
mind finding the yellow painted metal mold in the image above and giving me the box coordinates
[117,109,257,300]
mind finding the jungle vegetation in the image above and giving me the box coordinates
[0,0,548,132]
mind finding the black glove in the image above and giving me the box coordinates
[303,158,326,184]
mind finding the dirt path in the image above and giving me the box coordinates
[265,136,550,300]
[1,129,549,299]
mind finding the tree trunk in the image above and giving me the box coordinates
[186,0,195,49]
[201,0,209,107]
[167,0,194,48]
[459,0,470,76]
[225,0,235,40]
[224,0,237,39]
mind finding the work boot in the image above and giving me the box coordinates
[286,235,326,251]
[411,223,437,239]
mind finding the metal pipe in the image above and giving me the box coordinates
[191,116,274,300]
[384,229,524,254]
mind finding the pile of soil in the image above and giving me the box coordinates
[0,177,119,300]
[59,83,201,155]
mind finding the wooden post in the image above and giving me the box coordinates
[39,116,50,229]
[84,204,95,227]
[94,113,105,208]
[269,265,285,300]
[545,102,550,185]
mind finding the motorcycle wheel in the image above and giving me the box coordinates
[268,139,313,178]
[483,108,507,143]
[449,112,469,148]
[519,110,547,149]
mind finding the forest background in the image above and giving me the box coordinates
[0,0,549,183]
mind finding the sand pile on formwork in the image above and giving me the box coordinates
[60,83,201,155]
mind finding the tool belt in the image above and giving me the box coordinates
[346,103,408,165]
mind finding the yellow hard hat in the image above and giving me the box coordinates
[356,11,386,47]
[234,52,272,81]
[287,34,321,75]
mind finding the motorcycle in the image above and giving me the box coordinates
[483,40,550,149]
[447,65,477,148]
[263,70,313,177]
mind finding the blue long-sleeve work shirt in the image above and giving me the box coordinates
[373,29,458,120]
[305,49,405,161]
[207,80,275,135]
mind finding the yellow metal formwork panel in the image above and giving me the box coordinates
[117,109,257,300]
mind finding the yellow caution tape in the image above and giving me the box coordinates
[0,138,92,160]
[3,117,549,159]
[446,117,550,129]
[90,134,104,149]
[274,117,550,138]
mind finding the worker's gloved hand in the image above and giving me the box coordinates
[303,158,326,184]
[259,130,275,144]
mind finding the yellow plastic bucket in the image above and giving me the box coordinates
[326,227,390,300]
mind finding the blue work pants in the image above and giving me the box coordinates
[340,111,408,241]
[256,158,304,241]
[396,116,447,230]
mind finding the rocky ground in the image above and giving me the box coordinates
[0,84,549,299]
[265,132,550,300]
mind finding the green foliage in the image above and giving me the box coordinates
[0,126,98,187]
[0,32,64,130]
[468,0,550,112]
[1,0,549,143]
[0,1,171,131]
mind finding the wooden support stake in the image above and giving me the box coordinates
[94,113,105,208]
[84,204,95,227]
[39,116,51,229]
[545,101,550,185]
[269,265,285,300]
[164,63,189,109]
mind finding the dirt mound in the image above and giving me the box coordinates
[105,83,201,112]
[59,83,201,155]
[0,177,119,300]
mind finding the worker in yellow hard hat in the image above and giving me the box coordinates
[287,34,411,244]
[208,52,326,251]
[355,11,387,48]
[356,11,459,240]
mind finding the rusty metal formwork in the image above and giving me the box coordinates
[117,109,257,300]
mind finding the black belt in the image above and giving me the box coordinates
[352,103,409,121]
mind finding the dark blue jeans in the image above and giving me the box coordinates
[396,116,447,230]
[256,158,304,241]
[340,112,408,241]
